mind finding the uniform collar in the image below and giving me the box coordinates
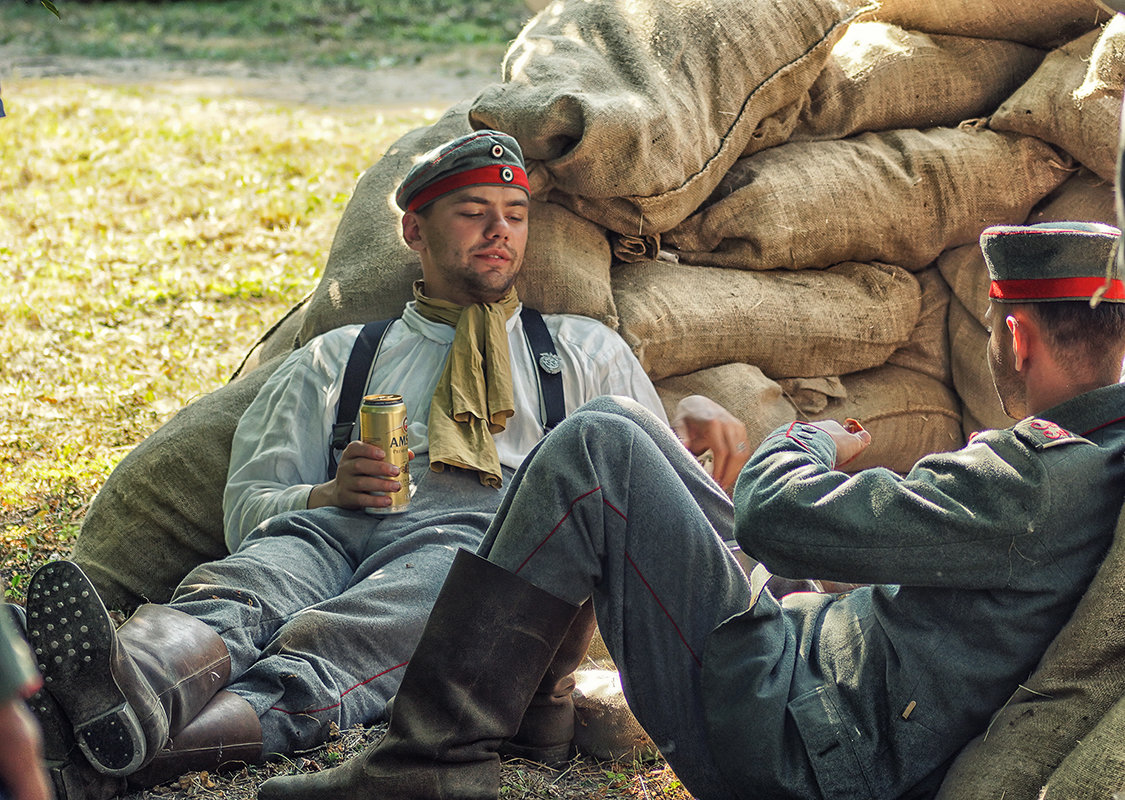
[1035,381,1125,438]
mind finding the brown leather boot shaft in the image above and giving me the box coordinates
[128,690,262,790]
[118,603,232,738]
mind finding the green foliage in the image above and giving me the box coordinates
[3,0,530,65]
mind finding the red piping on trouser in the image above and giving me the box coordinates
[517,485,702,668]
[268,660,409,716]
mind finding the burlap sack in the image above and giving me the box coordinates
[806,364,963,473]
[664,128,1071,271]
[573,669,660,762]
[947,296,1011,435]
[935,502,1125,800]
[1077,13,1125,103]
[298,102,619,344]
[234,295,309,378]
[1038,689,1125,798]
[937,243,990,328]
[613,259,920,381]
[789,22,1045,142]
[867,0,1107,48]
[72,356,287,612]
[655,363,800,448]
[469,0,872,235]
[991,29,1123,183]
[778,376,847,417]
[886,267,952,386]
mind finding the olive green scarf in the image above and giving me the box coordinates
[413,280,519,488]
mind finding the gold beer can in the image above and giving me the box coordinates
[359,394,411,515]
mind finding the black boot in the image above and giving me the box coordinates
[501,599,596,766]
[257,549,581,800]
[26,560,231,777]
[127,689,263,789]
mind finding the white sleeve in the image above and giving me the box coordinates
[551,316,668,425]
[222,327,357,551]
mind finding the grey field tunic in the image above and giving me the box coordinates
[706,382,1125,799]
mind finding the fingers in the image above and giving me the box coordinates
[672,396,750,493]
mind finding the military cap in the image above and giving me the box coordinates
[981,221,1125,303]
[395,129,530,212]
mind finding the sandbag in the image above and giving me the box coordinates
[298,102,619,345]
[655,363,800,448]
[947,297,1011,434]
[789,22,1045,142]
[867,0,1107,48]
[991,28,1123,182]
[73,356,287,612]
[664,127,1070,271]
[806,364,963,473]
[1039,689,1125,799]
[613,259,920,381]
[469,0,871,235]
[936,501,1125,800]
[886,267,952,385]
[234,295,309,378]
[937,243,990,327]
[1077,14,1125,103]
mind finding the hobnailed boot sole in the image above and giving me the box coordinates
[27,561,163,776]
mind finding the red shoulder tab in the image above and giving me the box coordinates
[1013,418,1088,449]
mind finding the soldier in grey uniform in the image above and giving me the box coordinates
[258,220,1125,800]
[0,609,51,800]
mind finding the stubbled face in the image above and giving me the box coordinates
[986,301,1028,420]
[403,185,529,306]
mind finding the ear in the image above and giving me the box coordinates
[401,211,425,253]
[1006,313,1031,372]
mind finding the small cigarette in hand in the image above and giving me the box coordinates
[844,418,865,434]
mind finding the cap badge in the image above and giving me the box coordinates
[501,167,514,183]
[491,144,505,158]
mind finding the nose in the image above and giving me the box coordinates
[484,211,510,240]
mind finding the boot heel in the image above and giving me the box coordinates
[76,702,148,775]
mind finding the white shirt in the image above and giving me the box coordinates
[223,302,666,549]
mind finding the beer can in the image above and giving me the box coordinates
[359,394,411,515]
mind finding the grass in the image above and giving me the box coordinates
[0,78,431,596]
[1,0,531,66]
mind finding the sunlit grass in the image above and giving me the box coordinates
[1,0,530,65]
[0,78,441,587]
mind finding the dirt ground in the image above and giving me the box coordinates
[0,43,509,109]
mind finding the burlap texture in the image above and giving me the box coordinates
[886,267,953,386]
[655,363,800,448]
[806,364,963,474]
[469,0,872,236]
[1039,689,1125,799]
[937,243,990,327]
[298,103,618,345]
[778,376,847,417]
[789,22,1045,143]
[1077,14,1125,103]
[613,259,920,381]
[990,29,1123,183]
[947,296,1011,434]
[935,501,1125,800]
[867,0,1107,48]
[72,356,286,612]
[664,127,1071,271]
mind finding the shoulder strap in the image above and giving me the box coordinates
[520,306,565,431]
[329,317,398,475]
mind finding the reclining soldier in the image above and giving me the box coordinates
[256,221,1125,800]
[14,129,749,798]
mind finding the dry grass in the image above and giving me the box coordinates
[0,78,697,799]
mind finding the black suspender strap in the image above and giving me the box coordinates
[328,316,397,476]
[520,306,565,431]
[328,307,566,477]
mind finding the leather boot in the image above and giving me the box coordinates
[5,603,127,800]
[502,599,596,766]
[257,549,581,800]
[127,690,263,789]
[26,560,231,777]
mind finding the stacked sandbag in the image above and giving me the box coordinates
[469,0,873,235]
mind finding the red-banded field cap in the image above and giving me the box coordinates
[981,221,1124,304]
[395,130,530,212]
